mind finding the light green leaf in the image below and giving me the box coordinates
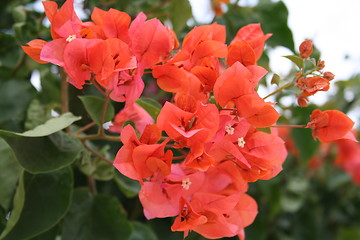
[136,98,162,121]
[283,55,304,69]
[0,167,73,240]
[79,96,115,126]
[20,112,81,137]
[0,130,82,173]
[61,189,133,240]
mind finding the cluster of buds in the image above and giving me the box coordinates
[295,40,335,107]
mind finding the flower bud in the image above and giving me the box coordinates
[323,71,335,81]
[299,39,313,59]
[317,60,325,70]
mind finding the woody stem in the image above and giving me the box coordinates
[60,68,69,114]
[270,124,307,128]
[98,95,110,136]
[263,81,293,100]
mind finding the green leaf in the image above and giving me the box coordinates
[0,130,82,173]
[337,228,360,240]
[79,96,115,126]
[0,171,25,240]
[61,189,133,240]
[0,139,20,210]
[20,112,81,137]
[257,0,295,52]
[271,73,281,85]
[129,222,158,240]
[136,97,162,121]
[169,0,192,33]
[114,172,140,198]
[0,167,73,240]
[283,55,304,69]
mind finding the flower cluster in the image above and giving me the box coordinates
[114,22,287,239]
[295,40,335,107]
[22,0,358,239]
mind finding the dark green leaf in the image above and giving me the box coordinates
[79,96,115,125]
[169,0,192,33]
[0,79,35,126]
[0,139,20,210]
[130,221,158,240]
[114,172,140,198]
[62,189,133,240]
[0,167,73,240]
[283,55,304,69]
[0,130,82,173]
[257,0,295,52]
[30,224,59,240]
[136,97,162,121]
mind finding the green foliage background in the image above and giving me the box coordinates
[0,0,360,239]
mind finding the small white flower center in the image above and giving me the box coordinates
[225,124,234,135]
[237,137,246,148]
[102,121,113,130]
[182,178,192,190]
[66,35,77,42]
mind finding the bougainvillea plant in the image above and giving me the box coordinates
[1,0,359,239]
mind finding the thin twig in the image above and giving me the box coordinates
[270,125,306,128]
[263,81,293,100]
[87,176,98,194]
[74,122,97,135]
[77,134,121,142]
[82,140,113,165]
[98,95,110,135]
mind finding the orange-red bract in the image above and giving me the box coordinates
[21,40,48,64]
[307,109,355,142]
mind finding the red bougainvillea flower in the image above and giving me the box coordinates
[210,117,287,182]
[42,0,83,39]
[306,109,355,142]
[213,62,279,127]
[128,12,174,69]
[178,192,258,239]
[139,164,205,219]
[113,124,173,182]
[231,23,272,61]
[171,197,207,237]
[334,134,360,184]
[21,40,48,64]
[296,76,330,97]
[109,103,154,134]
[157,101,219,148]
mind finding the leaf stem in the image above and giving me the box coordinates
[74,122,97,135]
[82,140,113,165]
